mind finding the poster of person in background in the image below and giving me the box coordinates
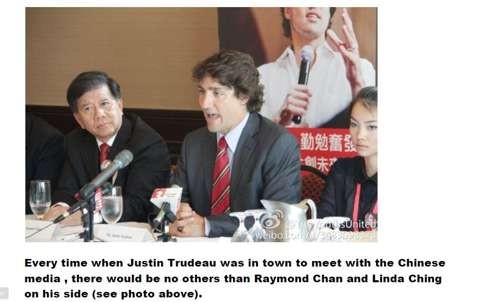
[219,7,377,173]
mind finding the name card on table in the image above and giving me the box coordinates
[25,219,58,242]
[94,223,155,242]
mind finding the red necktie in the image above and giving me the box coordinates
[211,137,230,215]
[95,143,110,211]
[99,143,110,165]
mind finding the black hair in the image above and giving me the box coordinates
[66,71,121,113]
[350,86,378,113]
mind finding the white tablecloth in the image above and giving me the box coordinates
[25,216,376,243]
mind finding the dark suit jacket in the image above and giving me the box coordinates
[53,113,170,222]
[173,112,301,237]
[26,113,65,214]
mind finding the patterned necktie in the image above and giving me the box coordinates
[95,143,110,212]
[99,143,110,165]
[211,137,230,215]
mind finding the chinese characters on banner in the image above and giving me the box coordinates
[287,128,357,174]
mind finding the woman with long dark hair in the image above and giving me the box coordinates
[317,86,377,231]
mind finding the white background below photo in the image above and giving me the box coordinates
[3,0,486,301]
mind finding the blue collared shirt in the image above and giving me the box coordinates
[216,113,250,172]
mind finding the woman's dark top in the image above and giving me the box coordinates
[317,156,377,231]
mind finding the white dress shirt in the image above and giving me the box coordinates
[258,43,375,127]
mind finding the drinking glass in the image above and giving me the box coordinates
[29,180,51,219]
[245,209,268,242]
[230,212,253,242]
[307,219,325,241]
[101,186,123,224]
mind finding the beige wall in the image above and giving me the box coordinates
[26,8,219,110]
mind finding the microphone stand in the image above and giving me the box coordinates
[80,195,96,242]
[158,216,172,242]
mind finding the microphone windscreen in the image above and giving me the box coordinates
[301,45,314,62]
[114,150,133,168]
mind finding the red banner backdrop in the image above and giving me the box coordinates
[287,128,357,174]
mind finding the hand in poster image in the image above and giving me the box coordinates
[327,8,365,97]
[258,7,376,128]
[278,84,312,127]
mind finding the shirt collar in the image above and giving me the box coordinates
[96,133,117,149]
[277,42,336,66]
[217,113,250,153]
[276,47,299,72]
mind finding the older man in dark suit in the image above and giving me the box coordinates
[44,71,170,224]
[171,50,301,237]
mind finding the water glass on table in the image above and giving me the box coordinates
[230,212,253,242]
[245,209,268,242]
[29,180,51,219]
[101,186,123,224]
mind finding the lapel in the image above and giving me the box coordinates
[344,178,356,218]
[107,116,131,185]
[79,131,100,179]
[109,116,131,161]
[230,113,258,200]
[203,131,217,201]
[344,159,363,218]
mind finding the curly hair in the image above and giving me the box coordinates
[192,49,264,113]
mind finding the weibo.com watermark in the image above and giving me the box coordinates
[260,210,284,230]
[259,210,377,241]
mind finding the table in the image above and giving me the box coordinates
[25,217,376,243]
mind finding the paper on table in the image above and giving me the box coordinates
[94,223,156,242]
[25,219,58,242]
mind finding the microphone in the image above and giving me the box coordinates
[153,202,177,227]
[79,149,133,201]
[292,45,314,124]
[53,182,113,224]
